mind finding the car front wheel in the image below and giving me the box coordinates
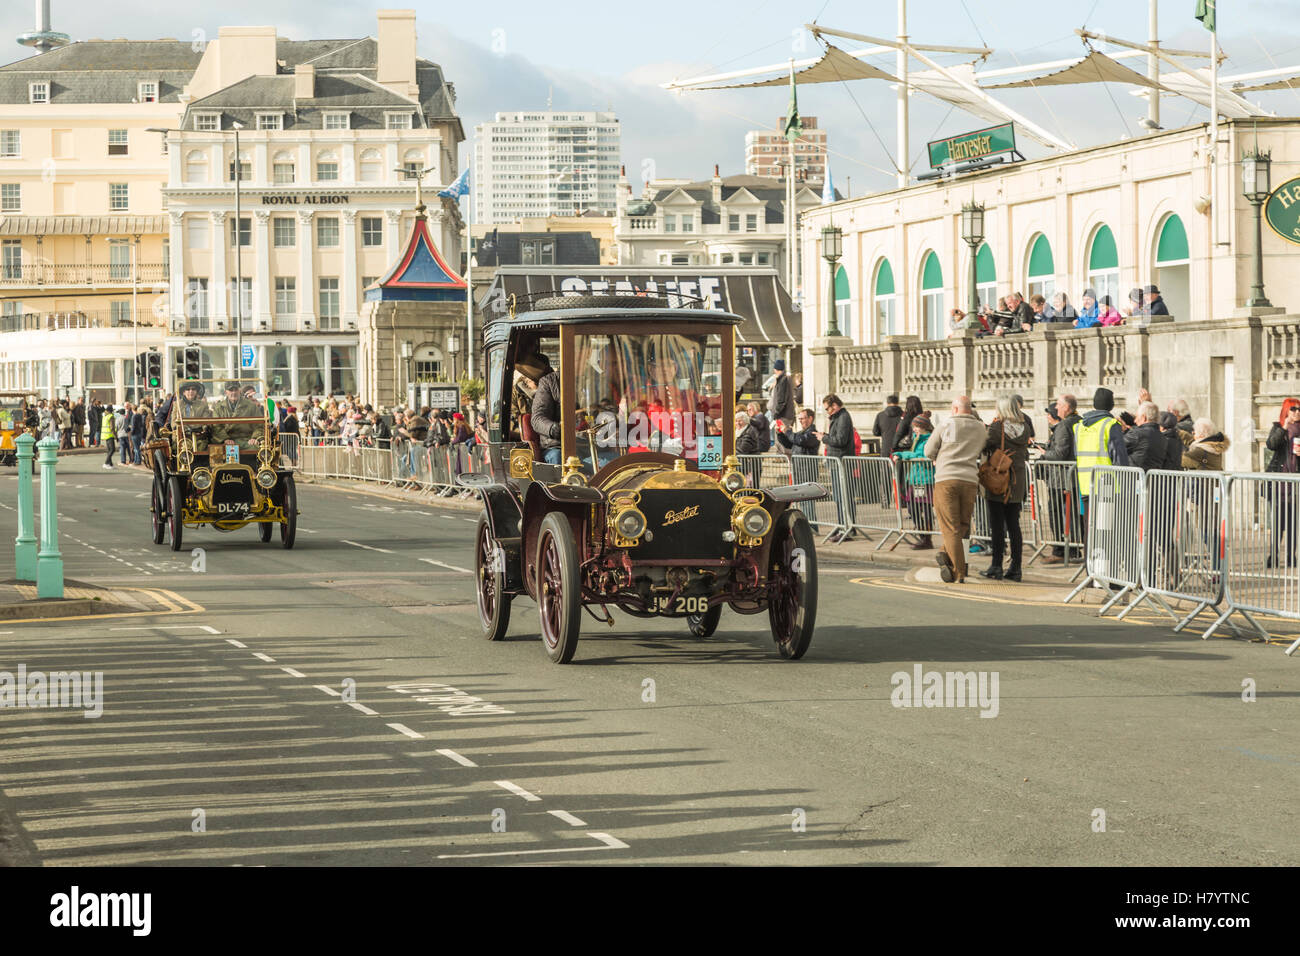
[476,513,512,641]
[687,603,722,637]
[768,511,817,659]
[535,513,581,664]
[167,475,184,552]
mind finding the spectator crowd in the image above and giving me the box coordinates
[948,285,1171,338]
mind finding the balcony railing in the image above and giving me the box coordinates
[0,263,168,287]
[0,310,161,334]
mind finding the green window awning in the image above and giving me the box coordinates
[1156,215,1189,263]
[1089,225,1118,271]
[975,243,995,284]
[1027,234,1054,277]
[874,259,894,296]
[834,265,851,301]
[921,251,943,291]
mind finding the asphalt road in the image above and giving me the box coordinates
[0,453,1297,866]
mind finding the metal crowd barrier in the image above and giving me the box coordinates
[1122,470,1228,634]
[842,455,907,549]
[968,464,1038,560]
[1064,465,1145,615]
[897,455,936,549]
[790,455,848,540]
[736,453,794,490]
[1220,473,1300,654]
[1028,460,1083,568]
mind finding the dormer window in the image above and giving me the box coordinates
[385,112,413,130]
[194,112,219,132]
[323,111,350,131]
[29,82,48,104]
[256,112,283,131]
[138,81,158,103]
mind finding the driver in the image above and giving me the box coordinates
[210,380,263,444]
[166,379,211,424]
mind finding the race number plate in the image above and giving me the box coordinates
[224,443,239,464]
[698,435,722,471]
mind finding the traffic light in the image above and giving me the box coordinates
[183,346,201,379]
[135,351,148,382]
[146,351,162,389]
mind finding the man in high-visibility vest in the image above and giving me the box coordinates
[101,404,117,470]
[1073,387,1130,545]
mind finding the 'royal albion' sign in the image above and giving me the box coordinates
[260,194,350,205]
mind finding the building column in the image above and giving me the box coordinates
[210,211,228,326]
[342,209,358,327]
[255,211,272,331]
[386,210,402,257]
[297,211,315,331]
[168,212,184,330]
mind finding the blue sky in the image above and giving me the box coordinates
[4,1,1299,196]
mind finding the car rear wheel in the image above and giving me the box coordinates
[536,513,581,664]
[150,477,166,544]
[280,475,297,549]
[475,513,511,641]
[258,521,273,542]
[687,603,722,637]
[768,511,816,660]
[167,475,184,552]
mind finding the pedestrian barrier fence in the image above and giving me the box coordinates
[968,464,1037,556]
[790,455,848,539]
[1220,474,1300,655]
[735,454,794,490]
[1028,460,1084,568]
[842,455,907,549]
[1065,465,1145,616]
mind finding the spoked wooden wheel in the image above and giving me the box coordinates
[150,477,166,544]
[535,513,581,664]
[279,475,297,549]
[166,475,184,552]
[475,513,511,641]
[768,511,817,660]
[258,521,273,542]
[687,603,722,637]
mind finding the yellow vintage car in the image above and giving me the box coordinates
[0,392,35,466]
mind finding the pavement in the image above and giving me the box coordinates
[0,454,1297,867]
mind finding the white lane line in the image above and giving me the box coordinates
[314,684,341,697]
[299,528,318,534]
[494,780,541,802]
[418,558,472,574]
[252,652,276,663]
[280,666,306,678]
[225,639,247,648]
[588,832,630,849]
[439,515,456,520]
[435,837,627,860]
[348,702,379,716]
[386,722,423,739]
[436,749,477,768]
[341,539,394,553]
[548,809,587,827]
[460,517,477,523]
[111,625,220,634]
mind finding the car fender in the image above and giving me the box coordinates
[763,481,827,503]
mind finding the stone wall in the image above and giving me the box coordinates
[358,298,465,410]
[813,314,1300,472]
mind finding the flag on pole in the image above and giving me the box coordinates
[1195,0,1216,32]
[822,167,835,204]
[783,62,802,143]
[438,167,470,198]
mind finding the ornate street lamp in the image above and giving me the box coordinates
[960,201,986,323]
[448,334,461,381]
[1242,147,1272,308]
[399,340,413,399]
[821,224,843,337]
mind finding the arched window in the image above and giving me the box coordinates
[184,149,207,185]
[272,150,295,184]
[414,345,445,383]
[1026,234,1054,299]
[227,149,250,183]
[873,259,896,341]
[359,148,383,183]
[834,265,851,338]
[1153,214,1189,320]
[1087,224,1119,307]
[975,242,996,309]
[921,251,944,340]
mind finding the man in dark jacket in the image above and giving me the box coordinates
[130,404,146,463]
[817,394,857,542]
[532,368,564,464]
[1040,393,1081,563]
[1168,398,1194,448]
[71,399,86,447]
[87,399,102,447]
[767,359,795,431]
[1123,401,1167,471]
[872,394,903,456]
[745,401,771,451]
[775,408,819,455]
[1157,412,1184,471]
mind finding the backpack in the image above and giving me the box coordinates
[978,426,1013,500]
[853,429,862,456]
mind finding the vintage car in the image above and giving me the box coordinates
[460,294,826,664]
[147,378,298,551]
[0,392,34,466]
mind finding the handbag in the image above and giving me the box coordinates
[978,426,1013,500]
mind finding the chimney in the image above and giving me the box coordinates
[376,9,418,99]
[216,26,277,89]
[711,164,722,205]
[294,63,314,100]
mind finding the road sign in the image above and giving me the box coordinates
[241,345,255,369]
[57,359,73,387]
[427,384,460,412]
[1265,176,1300,245]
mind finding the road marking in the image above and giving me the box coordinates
[418,558,472,574]
[314,684,341,697]
[111,624,219,633]
[252,652,276,663]
[439,515,456,520]
[460,517,477,523]
[548,809,587,827]
[588,832,630,849]
[494,780,541,802]
[435,834,628,860]
[226,639,247,648]
[436,749,477,767]
[348,702,378,716]
[386,722,423,739]
[280,666,306,678]
[299,528,318,534]
[341,539,394,553]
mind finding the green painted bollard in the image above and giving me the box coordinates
[13,433,36,582]
[36,435,62,599]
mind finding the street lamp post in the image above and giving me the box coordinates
[960,201,986,324]
[1242,147,1272,308]
[448,334,461,382]
[232,121,245,375]
[821,225,843,337]
[400,340,413,406]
